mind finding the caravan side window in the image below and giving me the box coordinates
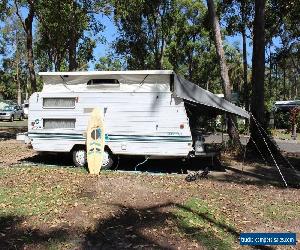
[43,119,76,129]
[43,98,76,108]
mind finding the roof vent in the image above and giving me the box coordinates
[87,79,119,85]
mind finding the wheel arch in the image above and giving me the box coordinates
[71,144,113,154]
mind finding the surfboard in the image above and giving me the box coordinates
[86,108,105,174]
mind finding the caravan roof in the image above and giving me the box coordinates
[39,70,249,118]
[39,70,173,86]
[39,70,174,76]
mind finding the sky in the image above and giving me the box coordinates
[1,7,282,71]
[91,14,254,70]
[92,14,117,67]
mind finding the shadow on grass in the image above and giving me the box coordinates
[217,146,300,188]
[20,151,299,189]
[0,215,69,249]
[21,153,225,174]
[0,202,275,250]
[286,156,300,171]
[0,126,27,141]
[209,163,300,189]
[82,202,245,250]
[0,131,18,141]
[21,153,74,167]
[174,201,273,250]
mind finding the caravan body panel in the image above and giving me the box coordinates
[28,86,193,157]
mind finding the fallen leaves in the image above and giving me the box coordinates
[0,136,299,249]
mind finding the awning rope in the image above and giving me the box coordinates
[251,114,288,187]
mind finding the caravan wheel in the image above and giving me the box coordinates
[101,150,115,170]
[72,147,115,170]
[72,148,87,168]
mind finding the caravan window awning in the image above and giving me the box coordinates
[174,75,250,119]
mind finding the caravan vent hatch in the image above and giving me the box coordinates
[43,119,76,129]
[87,79,119,85]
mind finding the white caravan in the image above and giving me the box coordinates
[23,70,249,169]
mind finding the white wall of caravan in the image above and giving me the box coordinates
[28,90,193,156]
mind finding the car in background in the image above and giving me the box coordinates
[0,105,24,122]
[22,102,29,118]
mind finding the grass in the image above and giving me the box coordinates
[0,166,82,221]
[0,119,28,128]
[0,165,299,249]
[263,202,300,222]
[174,199,238,250]
[271,129,299,141]
[0,178,69,218]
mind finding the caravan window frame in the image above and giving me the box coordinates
[43,118,76,129]
[42,97,76,109]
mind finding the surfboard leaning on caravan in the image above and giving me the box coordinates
[19,70,249,169]
[86,108,105,174]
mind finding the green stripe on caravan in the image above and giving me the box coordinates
[28,132,192,142]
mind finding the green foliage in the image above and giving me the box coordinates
[112,0,243,95]
[35,0,104,71]
[113,0,178,70]
[0,0,299,121]
[95,53,123,71]
[274,110,290,129]
[222,0,254,35]
[0,0,9,21]
[0,12,28,100]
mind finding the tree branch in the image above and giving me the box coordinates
[14,0,27,32]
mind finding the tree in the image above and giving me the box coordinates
[0,0,9,21]
[36,0,104,71]
[222,0,253,111]
[113,0,177,69]
[95,54,123,71]
[0,9,28,103]
[251,0,266,128]
[206,0,241,148]
[166,0,220,89]
[14,0,37,93]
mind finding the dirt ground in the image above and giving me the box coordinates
[0,134,299,249]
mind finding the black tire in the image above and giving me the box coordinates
[101,149,115,170]
[72,148,87,168]
[10,115,14,122]
[19,114,24,121]
[72,147,115,170]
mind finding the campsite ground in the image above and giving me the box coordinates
[0,123,299,249]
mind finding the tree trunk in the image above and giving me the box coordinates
[206,0,241,148]
[275,63,278,99]
[294,75,298,99]
[16,58,21,105]
[241,0,249,112]
[268,47,272,99]
[68,38,77,71]
[25,77,29,100]
[25,5,37,92]
[251,0,266,128]
[291,123,297,140]
[68,2,78,71]
[249,0,266,155]
[283,65,286,100]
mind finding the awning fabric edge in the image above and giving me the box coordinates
[174,74,250,119]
